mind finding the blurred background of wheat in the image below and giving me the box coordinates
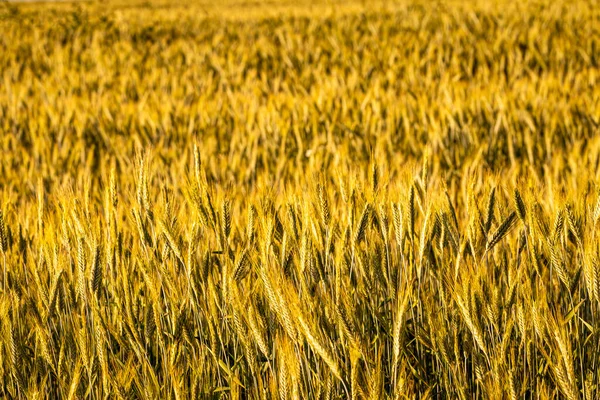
[1,0,600,398]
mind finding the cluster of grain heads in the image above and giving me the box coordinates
[2,151,600,398]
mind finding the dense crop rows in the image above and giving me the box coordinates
[1,0,600,398]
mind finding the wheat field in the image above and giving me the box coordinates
[1,0,600,398]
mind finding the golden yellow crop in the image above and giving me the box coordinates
[1,0,599,398]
